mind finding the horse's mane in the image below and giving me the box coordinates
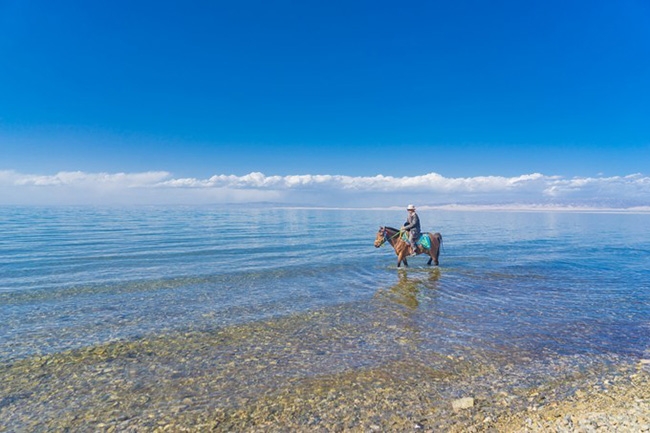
[385,226,400,233]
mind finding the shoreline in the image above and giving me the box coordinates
[1,312,648,431]
[491,361,649,432]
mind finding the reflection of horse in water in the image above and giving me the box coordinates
[374,268,441,310]
[374,226,442,268]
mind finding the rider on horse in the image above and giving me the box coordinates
[402,204,421,256]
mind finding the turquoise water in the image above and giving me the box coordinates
[2,206,648,364]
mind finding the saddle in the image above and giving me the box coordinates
[400,232,431,250]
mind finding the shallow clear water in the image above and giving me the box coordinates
[1,206,648,364]
[2,206,650,430]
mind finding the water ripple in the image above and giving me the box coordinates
[1,206,649,364]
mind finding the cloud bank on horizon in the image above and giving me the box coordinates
[1,170,649,209]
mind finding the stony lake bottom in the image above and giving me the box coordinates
[1,207,649,431]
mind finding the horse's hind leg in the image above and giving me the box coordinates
[426,248,437,266]
[425,234,436,266]
[433,234,441,266]
[427,234,440,266]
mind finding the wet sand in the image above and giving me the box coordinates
[1,303,648,432]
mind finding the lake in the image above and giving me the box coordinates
[1,206,648,430]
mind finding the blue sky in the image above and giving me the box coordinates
[1,1,649,206]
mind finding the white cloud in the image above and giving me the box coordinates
[10,170,172,187]
[0,170,649,208]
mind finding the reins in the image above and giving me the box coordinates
[379,228,401,247]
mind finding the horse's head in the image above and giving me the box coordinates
[374,226,388,248]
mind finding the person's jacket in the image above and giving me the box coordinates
[403,212,421,238]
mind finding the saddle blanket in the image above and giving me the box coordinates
[401,233,431,250]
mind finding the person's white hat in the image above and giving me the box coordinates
[407,204,416,210]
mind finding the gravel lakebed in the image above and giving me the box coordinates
[1,305,648,432]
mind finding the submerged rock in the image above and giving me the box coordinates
[452,397,475,411]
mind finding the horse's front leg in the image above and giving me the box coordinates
[396,252,403,267]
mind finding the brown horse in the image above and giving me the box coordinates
[374,226,442,268]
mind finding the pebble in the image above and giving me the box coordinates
[1,317,648,432]
[452,397,475,411]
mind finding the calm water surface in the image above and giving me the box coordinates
[2,206,650,430]
[1,206,648,363]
